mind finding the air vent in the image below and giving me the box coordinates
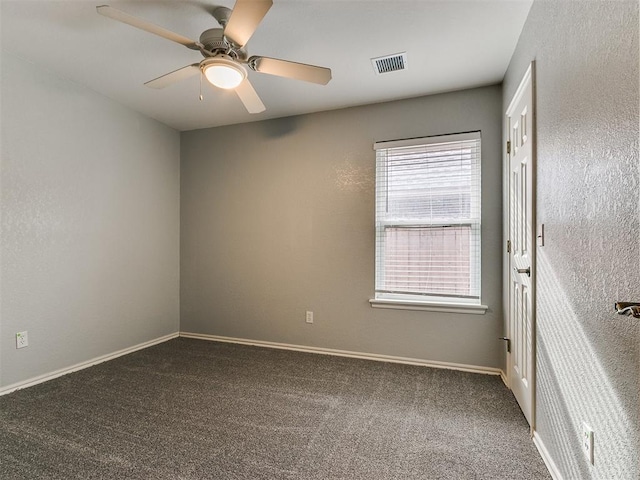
[371,52,408,75]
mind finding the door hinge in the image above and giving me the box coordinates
[506,140,511,155]
[499,337,511,353]
[507,239,511,253]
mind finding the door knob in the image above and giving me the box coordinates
[514,266,531,277]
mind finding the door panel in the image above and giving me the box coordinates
[506,63,535,425]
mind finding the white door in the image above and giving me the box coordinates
[506,63,536,426]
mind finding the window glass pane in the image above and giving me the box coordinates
[382,226,472,297]
[385,145,477,221]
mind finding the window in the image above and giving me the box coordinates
[370,131,486,314]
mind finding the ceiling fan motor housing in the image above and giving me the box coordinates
[199,28,226,52]
[199,28,247,61]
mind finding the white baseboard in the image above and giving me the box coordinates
[533,431,563,480]
[0,332,179,396]
[1,330,504,395]
[179,332,502,376]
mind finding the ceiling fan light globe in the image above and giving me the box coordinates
[204,63,246,89]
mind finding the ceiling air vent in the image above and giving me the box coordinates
[371,52,408,75]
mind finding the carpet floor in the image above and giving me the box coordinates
[0,338,550,479]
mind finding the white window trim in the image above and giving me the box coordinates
[369,297,488,314]
[373,131,481,150]
[371,131,485,313]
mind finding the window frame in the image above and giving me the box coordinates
[369,131,487,314]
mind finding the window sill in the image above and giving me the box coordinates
[369,298,488,315]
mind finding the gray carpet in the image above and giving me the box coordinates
[0,338,550,479]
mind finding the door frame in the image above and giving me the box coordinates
[503,61,537,433]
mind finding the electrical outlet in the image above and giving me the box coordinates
[582,422,594,465]
[16,331,28,349]
[306,311,314,324]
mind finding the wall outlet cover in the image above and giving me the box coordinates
[582,422,594,465]
[16,331,29,349]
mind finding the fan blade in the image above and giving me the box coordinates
[235,79,265,114]
[145,64,200,89]
[97,5,199,50]
[224,0,273,47]
[250,56,331,85]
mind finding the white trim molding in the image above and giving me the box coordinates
[533,432,564,480]
[0,332,179,396]
[180,332,502,376]
[369,298,488,314]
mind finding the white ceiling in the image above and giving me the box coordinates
[1,0,533,131]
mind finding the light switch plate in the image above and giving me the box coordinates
[537,223,545,247]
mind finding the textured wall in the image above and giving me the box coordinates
[0,53,181,387]
[503,1,639,478]
[181,85,504,368]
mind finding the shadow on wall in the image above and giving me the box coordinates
[536,251,638,479]
[259,115,303,138]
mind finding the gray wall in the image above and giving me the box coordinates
[503,1,639,478]
[0,53,181,387]
[181,85,504,368]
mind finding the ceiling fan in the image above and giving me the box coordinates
[96,0,332,114]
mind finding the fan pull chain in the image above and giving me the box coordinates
[199,71,204,101]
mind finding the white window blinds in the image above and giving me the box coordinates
[374,131,481,302]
